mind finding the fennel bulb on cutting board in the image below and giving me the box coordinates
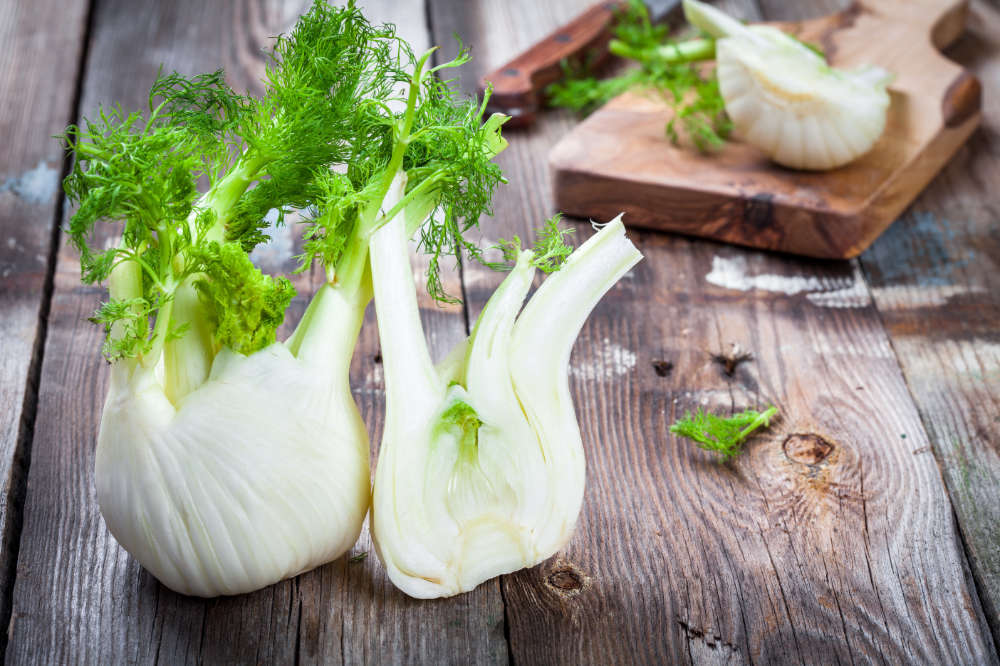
[684,0,893,170]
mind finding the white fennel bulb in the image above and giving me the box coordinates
[684,0,893,170]
[369,189,642,598]
[97,271,370,596]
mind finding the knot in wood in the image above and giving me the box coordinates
[547,566,584,593]
[783,434,834,465]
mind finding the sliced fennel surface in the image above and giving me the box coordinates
[370,208,642,599]
[683,0,892,170]
[64,1,507,597]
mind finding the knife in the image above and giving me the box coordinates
[481,0,683,127]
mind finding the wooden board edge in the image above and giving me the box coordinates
[549,105,983,261]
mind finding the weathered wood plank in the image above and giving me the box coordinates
[0,0,91,657]
[761,0,1000,648]
[6,0,504,663]
[853,0,1000,644]
[430,0,998,662]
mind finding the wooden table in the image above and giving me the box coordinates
[1,0,998,662]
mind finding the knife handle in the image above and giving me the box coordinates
[481,0,627,126]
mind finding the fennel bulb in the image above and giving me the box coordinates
[684,0,893,170]
[369,198,642,598]
[64,1,507,596]
[97,269,371,596]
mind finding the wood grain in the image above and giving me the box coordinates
[0,0,91,657]
[4,0,504,663]
[854,0,1000,644]
[549,0,982,259]
[431,0,998,662]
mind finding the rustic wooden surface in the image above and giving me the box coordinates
[855,0,1000,645]
[0,0,997,663]
[550,0,983,260]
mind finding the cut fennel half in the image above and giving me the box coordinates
[684,0,893,170]
[369,188,643,598]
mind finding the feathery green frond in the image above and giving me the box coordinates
[489,214,574,274]
[670,406,778,460]
[547,0,729,151]
[190,242,296,354]
[62,0,510,361]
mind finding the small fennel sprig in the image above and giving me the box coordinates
[547,0,730,151]
[671,406,778,460]
[488,214,575,273]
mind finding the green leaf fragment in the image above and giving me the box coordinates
[670,406,778,460]
[489,214,574,273]
[546,0,730,152]
[528,215,575,274]
[89,297,154,360]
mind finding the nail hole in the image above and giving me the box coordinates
[652,360,673,377]
[711,343,752,377]
[373,353,382,364]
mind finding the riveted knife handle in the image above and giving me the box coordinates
[481,0,627,127]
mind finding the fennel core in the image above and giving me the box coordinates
[370,212,643,598]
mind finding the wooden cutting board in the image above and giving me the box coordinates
[549,0,982,259]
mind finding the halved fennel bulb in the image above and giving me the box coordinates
[96,275,371,597]
[684,0,892,170]
[369,197,642,598]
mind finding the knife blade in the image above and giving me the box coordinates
[481,0,683,127]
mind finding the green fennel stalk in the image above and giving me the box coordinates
[547,0,731,151]
[63,1,508,404]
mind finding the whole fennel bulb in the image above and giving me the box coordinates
[369,191,643,598]
[684,0,893,170]
[97,266,371,596]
